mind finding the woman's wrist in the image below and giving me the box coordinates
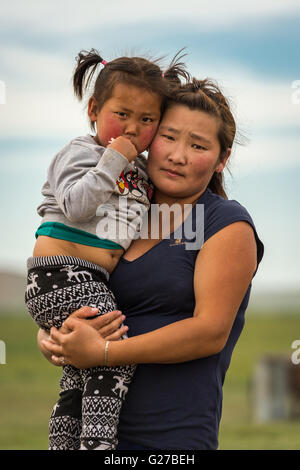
[103,336,136,367]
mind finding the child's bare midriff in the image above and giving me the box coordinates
[33,236,124,274]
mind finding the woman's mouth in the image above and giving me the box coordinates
[163,168,183,177]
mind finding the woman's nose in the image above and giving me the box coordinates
[167,145,186,165]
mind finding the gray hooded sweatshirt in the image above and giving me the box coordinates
[36,135,153,250]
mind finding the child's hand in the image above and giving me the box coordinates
[107,136,138,162]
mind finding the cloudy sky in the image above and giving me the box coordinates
[0,0,300,294]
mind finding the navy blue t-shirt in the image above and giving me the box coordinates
[109,189,264,450]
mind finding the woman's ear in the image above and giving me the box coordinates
[88,96,98,122]
[215,148,231,173]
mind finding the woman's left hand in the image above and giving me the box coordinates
[42,316,106,369]
[67,306,128,340]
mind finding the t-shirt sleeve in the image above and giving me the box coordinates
[204,198,264,269]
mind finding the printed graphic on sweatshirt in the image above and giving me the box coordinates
[116,169,153,201]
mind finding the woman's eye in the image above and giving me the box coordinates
[192,144,206,150]
[116,112,127,118]
[162,134,174,141]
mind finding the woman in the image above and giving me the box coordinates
[41,78,264,450]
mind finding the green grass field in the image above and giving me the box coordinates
[1,311,300,450]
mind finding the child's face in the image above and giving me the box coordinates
[88,83,162,154]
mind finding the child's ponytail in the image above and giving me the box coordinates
[73,49,105,100]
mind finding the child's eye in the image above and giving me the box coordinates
[115,112,127,118]
[142,117,154,123]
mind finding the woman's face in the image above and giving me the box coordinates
[147,104,229,204]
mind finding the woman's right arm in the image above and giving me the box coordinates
[43,221,258,369]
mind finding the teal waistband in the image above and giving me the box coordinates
[35,222,123,250]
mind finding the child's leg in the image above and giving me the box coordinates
[25,255,111,450]
[25,255,135,451]
[76,278,136,450]
[48,364,83,450]
[80,364,136,450]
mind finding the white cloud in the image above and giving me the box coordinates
[0,44,89,138]
[0,45,72,89]
[189,60,300,129]
[228,135,300,177]
[1,0,300,34]
[1,86,88,139]
[222,73,300,131]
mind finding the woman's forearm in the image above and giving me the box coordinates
[43,312,229,369]
[107,315,226,366]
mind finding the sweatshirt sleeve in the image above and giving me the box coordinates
[48,140,129,222]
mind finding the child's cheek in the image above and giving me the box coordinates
[139,126,159,151]
[102,117,124,143]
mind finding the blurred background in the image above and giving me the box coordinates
[0,0,300,450]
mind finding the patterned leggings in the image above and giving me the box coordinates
[25,255,135,450]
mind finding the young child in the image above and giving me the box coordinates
[25,49,187,451]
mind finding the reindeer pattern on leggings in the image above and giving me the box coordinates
[25,264,102,299]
